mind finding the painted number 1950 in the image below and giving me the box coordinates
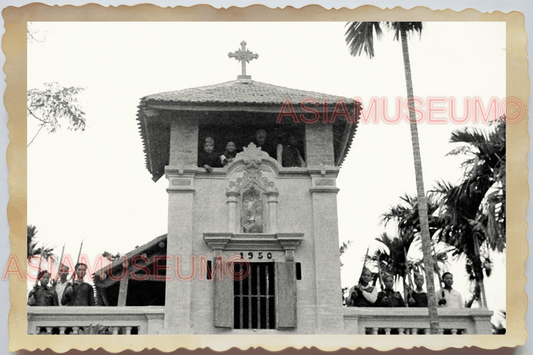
[239,252,272,260]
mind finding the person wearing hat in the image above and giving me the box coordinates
[61,263,95,306]
[53,264,70,307]
[28,270,58,306]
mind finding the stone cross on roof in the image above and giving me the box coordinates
[228,41,259,80]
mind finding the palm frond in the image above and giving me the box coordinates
[345,22,383,58]
[390,22,423,41]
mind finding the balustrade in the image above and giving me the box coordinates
[27,306,165,335]
[28,305,492,335]
[344,307,493,335]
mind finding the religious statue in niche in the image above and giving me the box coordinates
[241,187,264,233]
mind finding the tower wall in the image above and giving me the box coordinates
[164,115,344,334]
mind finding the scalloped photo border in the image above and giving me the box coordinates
[3,3,529,353]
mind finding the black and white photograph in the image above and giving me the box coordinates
[4,4,528,353]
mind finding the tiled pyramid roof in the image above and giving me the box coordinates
[137,79,361,181]
[142,80,353,106]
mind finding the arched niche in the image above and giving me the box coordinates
[226,143,279,234]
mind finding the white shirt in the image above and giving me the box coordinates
[348,284,378,304]
[55,281,69,307]
[437,288,464,308]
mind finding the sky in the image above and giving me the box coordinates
[27,21,506,321]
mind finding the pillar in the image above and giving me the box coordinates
[163,113,199,333]
[309,173,344,333]
[305,123,335,167]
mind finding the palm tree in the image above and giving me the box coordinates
[411,248,450,285]
[381,193,442,243]
[27,224,55,265]
[27,225,39,261]
[345,21,439,333]
[434,117,506,308]
[372,232,412,301]
[380,194,445,300]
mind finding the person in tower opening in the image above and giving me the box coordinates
[436,272,464,308]
[198,137,221,172]
[28,270,58,306]
[346,267,377,307]
[252,129,276,158]
[220,141,237,166]
[62,263,96,306]
[52,264,71,307]
[276,134,305,168]
[407,272,428,307]
[376,275,405,307]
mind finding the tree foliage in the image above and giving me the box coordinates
[381,193,442,243]
[345,21,440,333]
[102,251,122,262]
[27,224,55,264]
[433,117,506,308]
[339,240,353,269]
[27,82,86,146]
[79,324,109,335]
[374,195,447,298]
[372,232,410,285]
[27,25,45,43]
[440,117,506,251]
[345,22,422,59]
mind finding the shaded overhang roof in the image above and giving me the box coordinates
[93,234,167,286]
[137,79,361,181]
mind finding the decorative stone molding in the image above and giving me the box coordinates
[309,186,340,194]
[277,233,304,261]
[202,233,233,251]
[165,168,196,193]
[227,144,278,195]
[225,143,279,233]
[204,233,304,260]
[238,143,270,166]
[309,172,339,194]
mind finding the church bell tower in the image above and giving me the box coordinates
[137,42,360,334]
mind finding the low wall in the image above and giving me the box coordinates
[27,306,165,335]
[343,307,493,335]
[27,306,493,335]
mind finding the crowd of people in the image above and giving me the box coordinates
[198,129,306,172]
[31,262,471,310]
[28,263,95,307]
[345,268,467,309]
